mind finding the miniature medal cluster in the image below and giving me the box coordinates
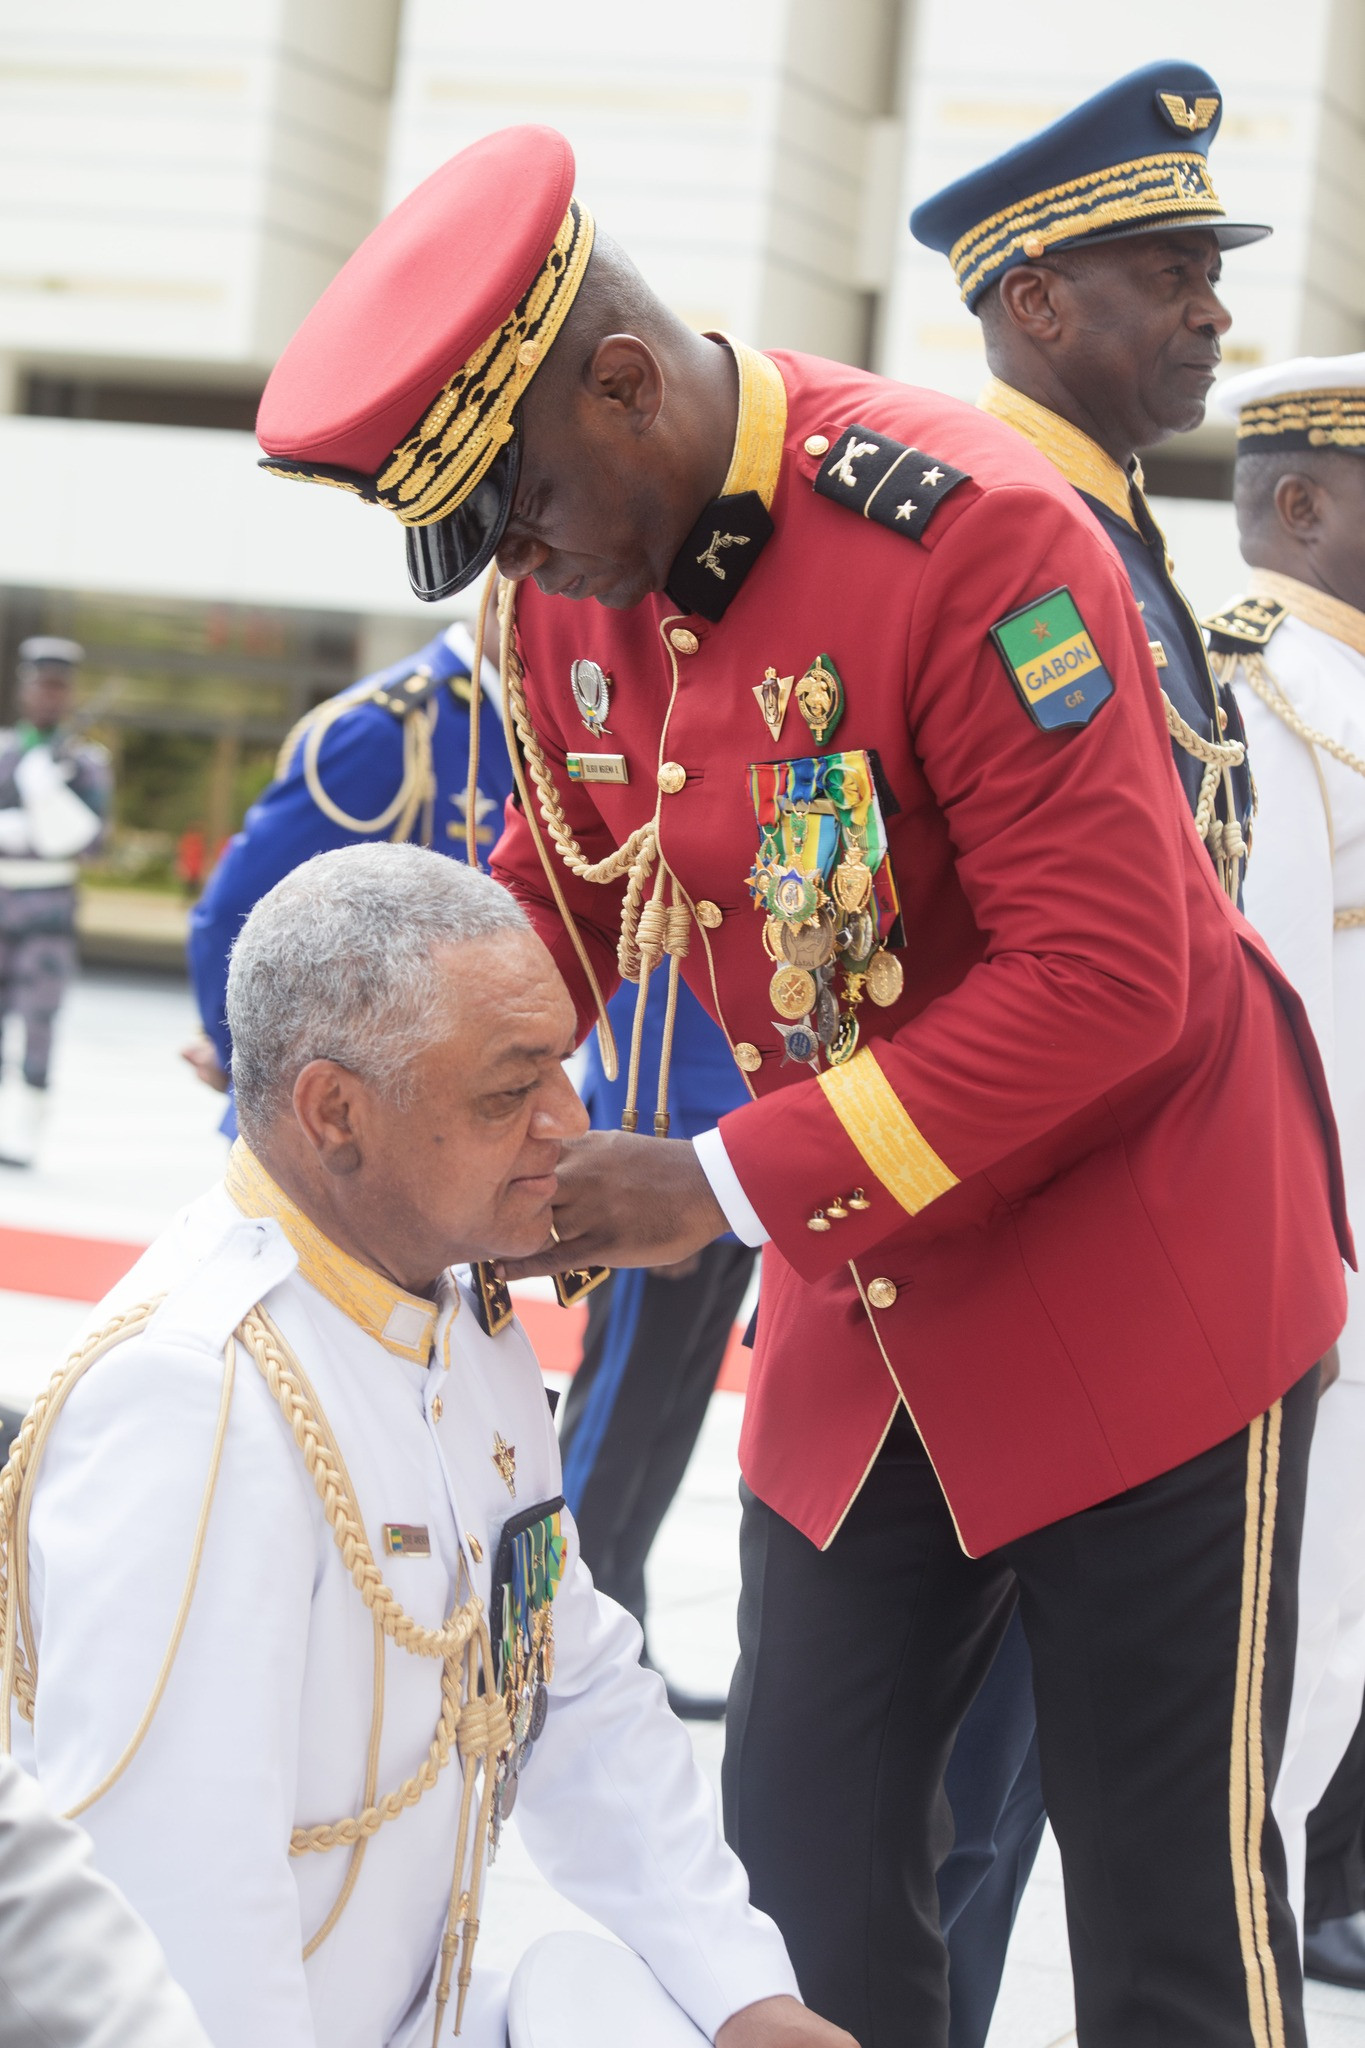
[747,659,904,1072]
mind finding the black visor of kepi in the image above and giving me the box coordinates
[404,427,522,602]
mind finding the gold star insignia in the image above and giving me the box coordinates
[492,1432,517,1497]
[448,786,498,847]
[920,466,945,487]
[895,500,917,521]
[1031,620,1052,642]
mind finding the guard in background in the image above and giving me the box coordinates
[0,637,110,1170]
[1206,351,1365,1969]
[910,66,1263,2036]
[560,975,756,1720]
[183,620,512,1132]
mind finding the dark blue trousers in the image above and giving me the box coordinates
[939,1604,1046,2048]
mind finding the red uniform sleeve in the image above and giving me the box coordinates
[489,681,627,1042]
[720,484,1193,1274]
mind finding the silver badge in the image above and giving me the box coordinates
[570,659,612,736]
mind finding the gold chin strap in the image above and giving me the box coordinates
[0,1297,508,2037]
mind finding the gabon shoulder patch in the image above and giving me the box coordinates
[990,587,1115,731]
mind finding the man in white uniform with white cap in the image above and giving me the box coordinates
[1206,352,1365,1969]
[1,841,851,2048]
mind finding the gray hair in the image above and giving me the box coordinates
[227,842,529,1141]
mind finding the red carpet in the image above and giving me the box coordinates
[0,1225,750,1393]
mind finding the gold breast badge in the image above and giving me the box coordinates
[795,655,845,744]
[492,1432,517,1498]
[753,666,794,743]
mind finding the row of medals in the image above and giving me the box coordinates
[491,1605,554,1853]
[761,837,904,1069]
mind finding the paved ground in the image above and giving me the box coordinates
[4,968,1363,2046]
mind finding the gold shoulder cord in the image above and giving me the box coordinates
[495,576,697,1129]
[275,683,438,847]
[1211,645,1365,930]
[0,1301,507,2039]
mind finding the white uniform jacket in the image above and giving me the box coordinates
[1230,578,1365,1383]
[13,1175,797,2048]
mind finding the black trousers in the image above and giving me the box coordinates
[723,1370,1318,2048]
[558,1239,755,1628]
[1305,1678,1365,1930]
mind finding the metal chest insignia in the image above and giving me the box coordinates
[990,587,1115,731]
[569,659,612,736]
[489,1499,567,1854]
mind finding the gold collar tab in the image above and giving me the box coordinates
[1249,569,1365,659]
[718,336,789,512]
[225,1141,442,1363]
[979,376,1138,531]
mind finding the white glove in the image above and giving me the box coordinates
[14,747,102,859]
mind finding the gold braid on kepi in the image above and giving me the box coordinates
[1234,389,1365,453]
[909,60,1267,311]
[262,201,595,527]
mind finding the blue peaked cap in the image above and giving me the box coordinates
[910,59,1269,309]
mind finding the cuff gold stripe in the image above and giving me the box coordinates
[817,1049,958,1216]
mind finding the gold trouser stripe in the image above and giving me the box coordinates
[817,1048,958,1216]
[1230,1402,1286,2048]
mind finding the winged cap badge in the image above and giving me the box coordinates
[1157,91,1219,133]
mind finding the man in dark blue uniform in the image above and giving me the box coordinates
[184,622,512,1127]
[560,975,756,1719]
[911,61,1266,2043]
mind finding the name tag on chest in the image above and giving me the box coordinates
[383,1523,431,1557]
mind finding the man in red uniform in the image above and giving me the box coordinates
[256,122,1350,2048]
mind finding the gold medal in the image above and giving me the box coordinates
[780,914,835,969]
[832,844,873,913]
[795,654,845,744]
[835,909,875,964]
[753,666,795,743]
[829,1013,860,1065]
[762,915,785,962]
[770,964,817,1019]
[866,949,904,1007]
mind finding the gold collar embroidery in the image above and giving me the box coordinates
[979,375,1139,531]
[1248,569,1365,660]
[225,1140,443,1363]
[716,335,788,511]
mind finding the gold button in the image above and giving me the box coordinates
[1218,705,1229,732]
[468,1534,483,1563]
[657,761,687,795]
[827,1197,849,1220]
[431,1394,444,1422]
[804,433,831,458]
[1022,233,1046,259]
[866,1277,897,1310]
[734,1041,762,1073]
[669,627,700,655]
[847,1187,870,1211]
[808,1211,832,1232]
[695,899,723,929]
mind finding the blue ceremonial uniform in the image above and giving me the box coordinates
[911,60,1269,2045]
[559,979,756,1675]
[188,624,513,1132]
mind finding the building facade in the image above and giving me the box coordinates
[1,0,1361,871]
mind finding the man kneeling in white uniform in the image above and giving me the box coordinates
[2,843,853,2048]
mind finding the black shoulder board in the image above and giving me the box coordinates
[813,426,970,540]
[1202,596,1289,653]
[470,1261,515,1337]
[371,661,472,718]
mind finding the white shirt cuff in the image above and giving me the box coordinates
[692,1127,770,1248]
